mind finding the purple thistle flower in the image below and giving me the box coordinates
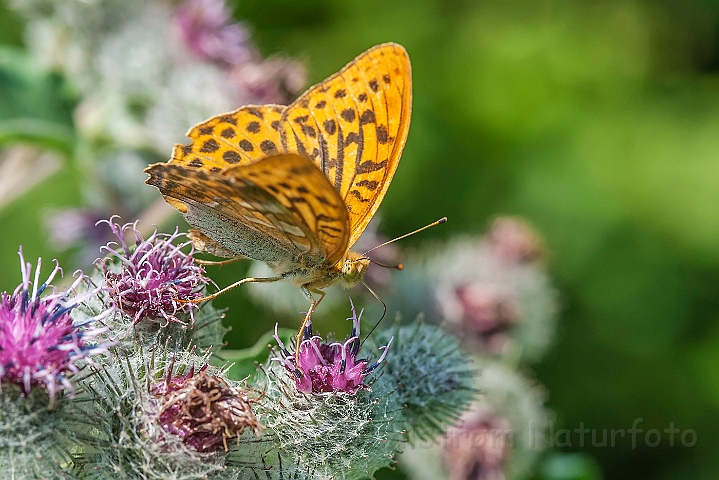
[0,249,111,403]
[98,216,210,326]
[175,0,254,67]
[152,364,262,453]
[273,300,393,394]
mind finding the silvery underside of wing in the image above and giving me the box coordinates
[145,164,327,269]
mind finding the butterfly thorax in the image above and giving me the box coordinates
[276,250,370,292]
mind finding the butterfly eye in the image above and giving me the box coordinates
[354,257,371,274]
[340,257,371,289]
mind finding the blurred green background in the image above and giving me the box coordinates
[2,0,719,478]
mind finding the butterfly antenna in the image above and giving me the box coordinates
[359,280,387,347]
[362,217,447,256]
[368,258,404,270]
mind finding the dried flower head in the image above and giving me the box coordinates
[0,249,110,402]
[153,364,262,453]
[99,216,210,326]
[273,300,392,394]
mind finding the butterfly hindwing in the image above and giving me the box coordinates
[171,106,286,170]
[222,154,351,265]
[145,154,350,267]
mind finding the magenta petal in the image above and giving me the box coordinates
[0,250,111,401]
[99,217,210,326]
[274,303,391,394]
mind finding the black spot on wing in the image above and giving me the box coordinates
[349,190,370,203]
[246,122,261,133]
[223,151,241,164]
[221,128,235,138]
[376,125,389,144]
[246,107,264,119]
[357,159,387,174]
[356,179,379,190]
[341,109,356,122]
[301,124,317,137]
[360,110,375,124]
[200,139,219,153]
[239,140,254,152]
[260,140,278,154]
[324,119,337,135]
[345,132,360,146]
[219,115,237,125]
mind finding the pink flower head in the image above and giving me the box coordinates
[98,216,211,326]
[175,0,253,66]
[453,283,521,355]
[443,409,513,480]
[486,217,543,264]
[0,249,111,403]
[153,364,262,452]
[273,300,393,394]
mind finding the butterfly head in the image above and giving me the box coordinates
[339,252,371,289]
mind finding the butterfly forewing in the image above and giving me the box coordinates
[165,43,411,248]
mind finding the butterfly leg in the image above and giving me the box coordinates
[193,257,243,266]
[295,287,326,367]
[178,276,282,303]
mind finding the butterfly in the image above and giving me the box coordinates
[144,43,412,343]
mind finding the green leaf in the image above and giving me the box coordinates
[0,46,76,154]
[0,118,74,155]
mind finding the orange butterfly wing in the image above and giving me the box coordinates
[146,154,350,266]
[168,43,412,248]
